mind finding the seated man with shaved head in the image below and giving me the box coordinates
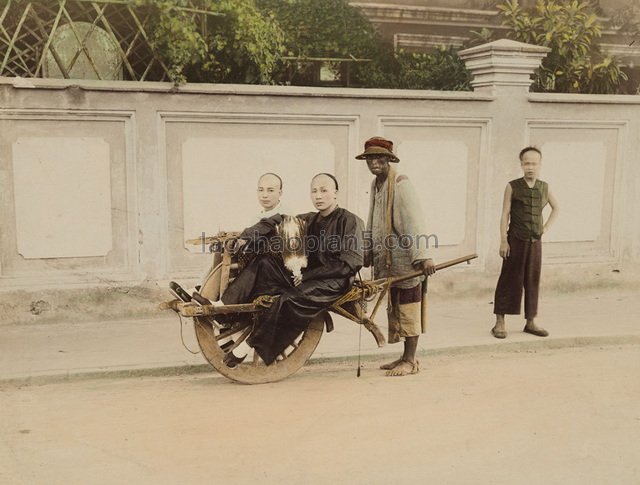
[253,172,290,224]
[221,173,365,366]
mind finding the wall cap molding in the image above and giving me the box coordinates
[0,76,494,101]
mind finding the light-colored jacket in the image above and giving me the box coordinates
[366,174,429,288]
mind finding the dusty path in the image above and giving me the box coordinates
[1,345,639,484]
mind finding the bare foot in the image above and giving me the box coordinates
[379,357,403,370]
[385,360,420,377]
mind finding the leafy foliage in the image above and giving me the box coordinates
[258,0,472,89]
[611,0,640,38]
[134,0,206,83]
[497,0,628,93]
[359,46,472,91]
[397,47,472,91]
[255,0,381,85]
[257,0,378,59]
[135,0,627,93]
[135,0,470,89]
[136,0,284,84]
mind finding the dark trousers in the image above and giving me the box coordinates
[493,235,542,319]
[222,255,349,365]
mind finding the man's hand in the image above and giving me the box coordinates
[292,272,303,287]
[230,238,247,255]
[421,258,436,276]
[499,241,510,259]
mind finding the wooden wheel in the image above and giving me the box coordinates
[190,232,324,384]
[193,313,325,384]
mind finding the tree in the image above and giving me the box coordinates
[132,0,471,89]
[497,0,628,93]
[255,0,472,89]
[611,0,640,38]
[256,0,381,85]
[358,47,472,91]
[136,0,284,84]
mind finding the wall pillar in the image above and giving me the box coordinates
[458,39,550,95]
[459,40,550,270]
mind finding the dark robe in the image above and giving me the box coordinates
[222,207,364,365]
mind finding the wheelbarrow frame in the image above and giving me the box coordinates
[164,232,477,384]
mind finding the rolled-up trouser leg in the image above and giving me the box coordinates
[387,284,422,344]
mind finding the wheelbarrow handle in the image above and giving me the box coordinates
[384,253,478,285]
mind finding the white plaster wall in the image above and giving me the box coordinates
[528,121,625,261]
[0,110,135,287]
[182,137,333,248]
[12,136,113,259]
[539,141,606,243]
[0,78,638,289]
[395,140,468,247]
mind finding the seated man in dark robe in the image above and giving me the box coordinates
[221,173,364,366]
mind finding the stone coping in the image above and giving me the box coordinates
[0,76,493,101]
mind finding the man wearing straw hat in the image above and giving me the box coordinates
[357,136,436,377]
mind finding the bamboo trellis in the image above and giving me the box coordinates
[0,0,221,81]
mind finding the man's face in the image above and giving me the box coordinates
[365,155,391,176]
[257,174,282,211]
[310,175,337,212]
[520,150,541,179]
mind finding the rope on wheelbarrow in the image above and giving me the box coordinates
[331,280,379,308]
[176,313,201,355]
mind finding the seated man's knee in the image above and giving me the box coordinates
[256,254,277,270]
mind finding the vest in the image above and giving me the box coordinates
[508,178,548,241]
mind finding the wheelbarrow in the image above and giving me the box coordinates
[162,232,477,384]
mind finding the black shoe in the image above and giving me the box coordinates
[169,281,191,302]
[491,327,507,339]
[523,326,549,337]
[220,340,235,352]
[223,351,246,368]
[191,292,211,306]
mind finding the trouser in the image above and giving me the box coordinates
[222,254,349,365]
[387,284,422,344]
[493,235,542,319]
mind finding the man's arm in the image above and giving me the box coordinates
[543,189,559,235]
[499,183,512,259]
[302,261,353,282]
[239,214,282,239]
[231,214,285,254]
[394,178,435,275]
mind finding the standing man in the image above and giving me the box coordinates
[491,146,559,339]
[357,136,436,377]
[253,172,289,223]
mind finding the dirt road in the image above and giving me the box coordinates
[1,345,639,484]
